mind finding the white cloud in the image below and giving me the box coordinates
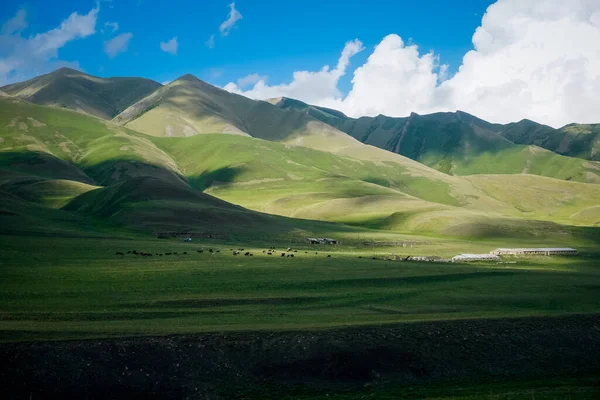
[0,6,98,85]
[205,34,215,49]
[219,2,242,36]
[224,39,364,105]
[103,21,119,34]
[160,36,178,55]
[104,32,132,58]
[2,9,28,35]
[225,0,600,127]
[237,73,267,88]
[439,0,600,127]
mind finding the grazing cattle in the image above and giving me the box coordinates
[132,250,138,255]
[327,255,331,258]
[281,253,286,257]
[216,250,220,253]
[287,248,292,251]
[173,252,178,255]
[183,252,187,255]
[209,249,214,253]
[294,250,297,253]
[290,254,294,258]
[197,249,204,253]
[115,252,124,256]
[159,254,163,256]
[165,252,172,256]
[244,252,250,256]
[267,252,272,256]
[233,251,240,256]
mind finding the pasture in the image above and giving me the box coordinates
[1,234,599,342]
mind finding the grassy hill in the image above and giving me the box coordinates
[1,96,599,241]
[501,119,600,161]
[112,74,366,153]
[0,68,161,120]
[272,97,600,183]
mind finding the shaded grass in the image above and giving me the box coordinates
[1,235,599,342]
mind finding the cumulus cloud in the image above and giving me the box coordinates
[160,36,178,55]
[0,6,98,85]
[104,32,132,58]
[439,0,600,126]
[224,39,364,104]
[220,2,242,36]
[103,21,119,34]
[225,0,600,127]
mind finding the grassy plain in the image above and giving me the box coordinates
[1,233,599,343]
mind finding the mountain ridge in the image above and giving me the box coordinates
[0,68,162,120]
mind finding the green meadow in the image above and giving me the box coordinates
[1,233,599,342]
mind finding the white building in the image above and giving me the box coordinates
[452,254,501,262]
[491,248,577,256]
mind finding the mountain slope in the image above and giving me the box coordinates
[112,74,363,153]
[271,97,600,183]
[1,90,599,239]
[500,120,600,161]
[0,68,162,120]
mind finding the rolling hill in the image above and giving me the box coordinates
[3,68,598,183]
[1,68,600,241]
[111,74,362,154]
[271,97,600,182]
[2,95,599,241]
[0,68,161,120]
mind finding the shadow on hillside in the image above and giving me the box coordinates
[81,158,187,186]
[1,149,364,240]
[0,151,95,184]
[188,166,244,191]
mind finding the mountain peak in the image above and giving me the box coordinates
[175,74,201,83]
[52,67,82,75]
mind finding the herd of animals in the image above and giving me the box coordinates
[115,247,332,258]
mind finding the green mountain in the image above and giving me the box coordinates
[271,97,600,182]
[112,74,362,154]
[1,96,599,241]
[0,68,162,120]
[500,119,600,161]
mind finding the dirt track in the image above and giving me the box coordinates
[1,314,599,399]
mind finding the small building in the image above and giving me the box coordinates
[184,237,192,242]
[491,248,577,256]
[304,237,338,245]
[411,256,442,262]
[452,254,500,262]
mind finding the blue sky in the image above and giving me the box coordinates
[0,0,492,87]
[2,0,599,127]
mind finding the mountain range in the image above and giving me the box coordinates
[1,67,599,240]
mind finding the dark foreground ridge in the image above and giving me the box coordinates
[1,314,599,399]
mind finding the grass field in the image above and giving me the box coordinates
[1,233,599,342]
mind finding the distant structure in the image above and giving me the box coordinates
[184,237,192,242]
[491,248,577,256]
[410,256,443,262]
[305,238,338,245]
[452,254,501,262]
